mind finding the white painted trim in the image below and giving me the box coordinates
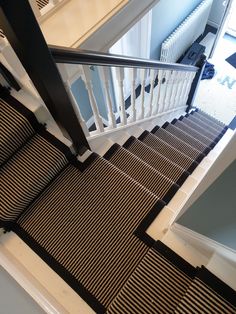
[207,20,220,28]
[0,243,68,314]
[87,105,187,140]
[79,0,160,51]
[172,223,236,263]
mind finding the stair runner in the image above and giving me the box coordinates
[1,89,235,313]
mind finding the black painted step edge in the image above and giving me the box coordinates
[123,136,137,149]
[13,224,106,314]
[153,241,196,279]
[134,200,166,248]
[197,266,236,307]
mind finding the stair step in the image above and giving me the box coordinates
[138,131,198,173]
[151,126,205,162]
[171,119,217,147]
[106,241,195,314]
[14,155,165,312]
[103,143,179,203]
[123,136,190,185]
[179,116,222,141]
[187,113,226,135]
[0,93,39,167]
[194,109,227,129]
[174,266,236,313]
[162,122,212,154]
[0,131,70,227]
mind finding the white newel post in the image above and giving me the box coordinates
[139,68,146,120]
[98,66,116,129]
[81,65,104,133]
[115,67,127,126]
[129,68,137,122]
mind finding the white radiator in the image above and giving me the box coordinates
[160,0,213,63]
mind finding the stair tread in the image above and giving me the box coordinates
[0,94,38,166]
[124,137,189,185]
[14,155,165,311]
[188,113,226,134]
[172,120,216,147]
[107,241,195,314]
[180,116,222,141]
[151,126,205,162]
[139,131,198,173]
[0,131,69,227]
[163,122,211,154]
[174,266,236,313]
[104,143,179,203]
[195,109,227,129]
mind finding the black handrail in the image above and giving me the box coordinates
[49,45,198,72]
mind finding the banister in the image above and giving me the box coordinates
[49,45,198,72]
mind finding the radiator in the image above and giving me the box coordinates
[160,0,213,63]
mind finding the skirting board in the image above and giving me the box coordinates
[172,223,236,265]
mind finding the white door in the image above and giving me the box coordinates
[210,0,235,58]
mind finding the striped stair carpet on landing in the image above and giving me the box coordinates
[1,89,234,313]
[15,155,164,312]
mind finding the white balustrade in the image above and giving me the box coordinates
[115,67,127,126]
[98,66,116,129]
[81,65,104,133]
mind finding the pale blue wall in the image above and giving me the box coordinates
[178,160,236,250]
[71,67,108,125]
[150,0,203,59]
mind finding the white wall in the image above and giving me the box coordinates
[208,0,228,28]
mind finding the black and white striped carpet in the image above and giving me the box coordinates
[1,90,235,313]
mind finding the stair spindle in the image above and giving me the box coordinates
[153,69,163,115]
[129,68,137,122]
[168,70,180,110]
[148,69,156,117]
[139,68,146,120]
[115,67,127,125]
[81,65,104,133]
[98,66,116,129]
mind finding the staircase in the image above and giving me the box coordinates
[1,87,236,313]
